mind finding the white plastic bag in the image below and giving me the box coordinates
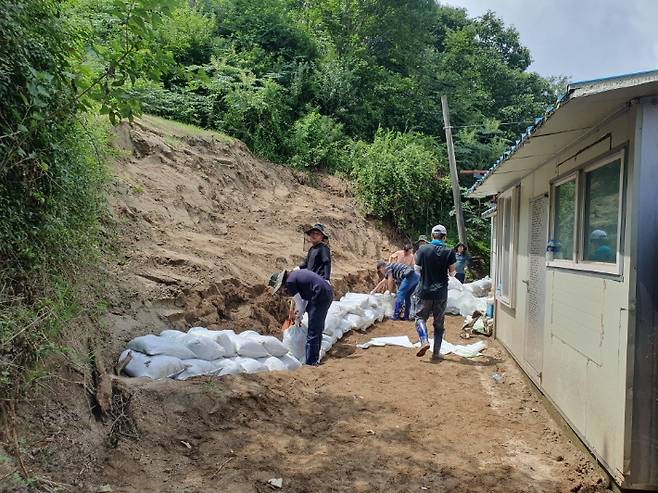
[258,356,287,372]
[448,276,464,291]
[458,291,478,317]
[282,325,307,362]
[175,359,217,380]
[119,350,187,379]
[280,353,302,370]
[446,290,463,315]
[362,309,376,328]
[344,313,364,330]
[235,336,270,358]
[159,329,186,340]
[214,330,238,357]
[234,356,268,374]
[127,334,196,359]
[258,335,289,357]
[214,358,242,376]
[185,336,226,361]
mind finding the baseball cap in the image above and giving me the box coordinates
[268,270,287,294]
[417,234,429,243]
[431,224,447,235]
[590,229,608,240]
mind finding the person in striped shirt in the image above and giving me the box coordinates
[372,261,420,320]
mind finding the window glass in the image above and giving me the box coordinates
[583,159,621,263]
[553,179,576,260]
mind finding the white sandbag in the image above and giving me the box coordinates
[259,335,289,357]
[214,330,238,357]
[127,334,196,359]
[119,350,187,379]
[283,325,307,362]
[234,356,268,374]
[185,336,226,361]
[338,319,352,337]
[214,358,242,376]
[175,359,217,380]
[448,276,464,291]
[458,291,478,317]
[159,329,186,340]
[319,335,334,360]
[258,356,287,372]
[475,297,488,313]
[235,335,270,358]
[280,353,302,370]
[323,313,342,337]
[344,313,365,330]
[446,290,463,315]
[362,309,376,328]
[341,293,371,308]
[464,277,492,297]
[327,301,347,317]
[372,293,395,318]
[239,330,261,339]
[188,326,212,336]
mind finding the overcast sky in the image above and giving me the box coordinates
[443,0,658,82]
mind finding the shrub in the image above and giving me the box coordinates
[288,110,347,170]
[351,129,451,235]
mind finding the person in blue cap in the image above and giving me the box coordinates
[269,268,333,365]
[414,224,456,360]
[299,223,331,282]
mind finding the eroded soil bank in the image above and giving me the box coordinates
[99,318,610,493]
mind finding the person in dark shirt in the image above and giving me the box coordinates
[299,223,331,282]
[269,268,333,365]
[414,224,456,360]
[372,261,419,321]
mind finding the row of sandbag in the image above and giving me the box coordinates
[283,292,395,362]
[119,327,302,380]
[446,276,492,316]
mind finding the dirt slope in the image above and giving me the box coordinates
[1,116,610,493]
[100,319,610,493]
[106,115,398,351]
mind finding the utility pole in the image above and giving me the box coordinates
[440,95,467,246]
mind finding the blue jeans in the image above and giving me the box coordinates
[396,272,419,320]
[305,295,332,365]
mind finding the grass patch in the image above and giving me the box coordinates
[141,114,234,144]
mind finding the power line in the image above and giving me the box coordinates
[446,120,535,129]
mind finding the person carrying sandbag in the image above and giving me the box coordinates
[269,268,333,366]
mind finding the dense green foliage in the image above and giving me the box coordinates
[1,0,563,392]
[0,0,175,398]
[132,0,561,247]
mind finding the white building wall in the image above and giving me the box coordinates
[495,106,637,482]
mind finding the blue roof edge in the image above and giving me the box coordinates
[569,68,658,90]
[468,68,658,197]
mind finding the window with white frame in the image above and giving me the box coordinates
[496,186,519,307]
[549,150,625,274]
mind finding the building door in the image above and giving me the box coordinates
[525,195,548,377]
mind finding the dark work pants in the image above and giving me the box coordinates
[415,297,448,358]
[305,295,332,365]
[455,272,465,284]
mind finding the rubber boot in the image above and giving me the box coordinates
[415,319,430,357]
[392,300,403,320]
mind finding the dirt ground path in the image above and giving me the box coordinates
[99,317,610,493]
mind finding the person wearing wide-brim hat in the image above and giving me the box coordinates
[269,268,333,365]
[299,223,331,282]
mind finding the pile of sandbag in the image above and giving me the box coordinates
[446,276,492,316]
[283,292,395,362]
[119,327,302,380]
[118,292,396,380]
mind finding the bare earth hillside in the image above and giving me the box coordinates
[2,117,610,493]
[106,116,398,353]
